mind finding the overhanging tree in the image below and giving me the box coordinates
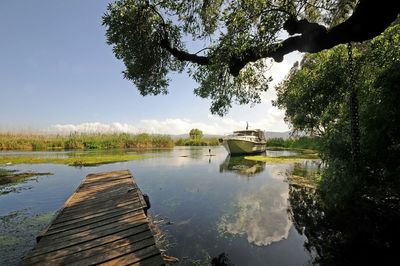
[103,0,399,115]
[275,23,400,195]
[276,25,400,264]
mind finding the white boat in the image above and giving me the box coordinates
[219,129,267,155]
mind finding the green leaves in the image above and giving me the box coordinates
[103,0,293,115]
[274,45,354,135]
[189,128,203,140]
[103,0,185,96]
[275,23,400,190]
[192,59,271,115]
[103,0,361,115]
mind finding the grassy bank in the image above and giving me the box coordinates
[0,152,146,166]
[0,133,174,151]
[0,168,52,185]
[245,149,320,163]
[175,137,220,146]
[267,136,321,150]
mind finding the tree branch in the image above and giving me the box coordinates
[157,0,399,75]
[159,38,210,65]
[146,2,211,66]
[228,0,400,76]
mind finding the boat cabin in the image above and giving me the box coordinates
[232,130,266,140]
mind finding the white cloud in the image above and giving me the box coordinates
[48,54,300,136]
[49,115,289,136]
[260,51,303,102]
[51,122,138,134]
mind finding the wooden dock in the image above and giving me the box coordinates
[20,170,165,266]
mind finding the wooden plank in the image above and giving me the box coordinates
[21,170,163,266]
[50,200,142,229]
[55,200,141,224]
[77,177,133,191]
[32,218,149,256]
[49,201,144,232]
[59,192,141,215]
[40,209,144,241]
[70,189,140,204]
[79,175,133,187]
[67,186,137,204]
[62,237,157,265]
[62,193,140,212]
[86,170,130,178]
[56,195,141,220]
[38,212,147,245]
[76,181,134,194]
[60,172,133,208]
[86,170,130,179]
[47,206,144,234]
[21,225,151,265]
[24,230,154,265]
[84,173,132,181]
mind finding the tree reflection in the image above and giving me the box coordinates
[288,165,399,265]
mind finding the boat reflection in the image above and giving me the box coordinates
[219,155,266,177]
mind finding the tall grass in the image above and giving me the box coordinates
[0,133,174,151]
[175,137,220,146]
[267,136,321,150]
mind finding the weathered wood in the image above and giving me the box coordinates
[52,197,142,224]
[49,206,142,231]
[22,225,151,264]
[58,194,141,216]
[26,231,154,265]
[42,210,144,241]
[37,214,148,247]
[66,238,158,266]
[20,170,164,266]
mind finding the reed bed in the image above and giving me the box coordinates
[0,133,174,151]
[175,137,220,146]
[266,136,321,150]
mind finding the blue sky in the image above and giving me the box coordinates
[0,0,301,134]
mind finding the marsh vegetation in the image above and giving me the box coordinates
[0,168,52,186]
[0,151,146,166]
[0,133,174,151]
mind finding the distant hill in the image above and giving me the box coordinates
[264,131,291,139]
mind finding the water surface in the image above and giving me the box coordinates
[0,147,314,265]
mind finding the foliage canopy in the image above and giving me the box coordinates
[103,0,399,115]
[276,23,400,264]
[189,128,203,140]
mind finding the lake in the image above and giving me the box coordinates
[0,146,316,265]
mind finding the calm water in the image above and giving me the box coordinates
[0,147,315,265]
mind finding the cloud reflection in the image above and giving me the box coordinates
[218,170,291,246]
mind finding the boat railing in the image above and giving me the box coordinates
[224,135,260,142]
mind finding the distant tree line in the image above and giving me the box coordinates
[175,128,219,146]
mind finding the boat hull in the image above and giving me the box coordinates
[222,139,266,155]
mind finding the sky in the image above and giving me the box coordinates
[0,0,302,135]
